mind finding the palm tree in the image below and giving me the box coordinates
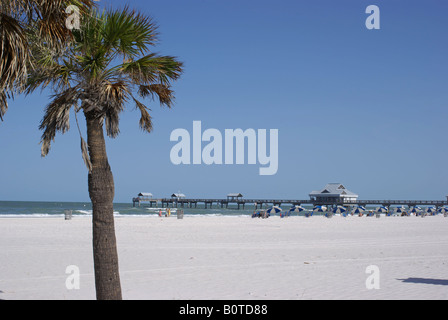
[0,0,95,121]
[26,8,183,300]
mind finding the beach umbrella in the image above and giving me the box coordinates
[394,206,407,216]
[266,206,282,216]
[332,206,347,214]
[425,207,436,215]
[313,205,327,213]
[409,206,421,215]
[437,207,448,214]
[352,206,366,215]
[376,206,389,215]
[440,207,448,217]
[289,205,305,214]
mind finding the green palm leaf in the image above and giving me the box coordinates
[0,0,96,121]
[28,7,183,155]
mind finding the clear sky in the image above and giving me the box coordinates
[1,0,447,203]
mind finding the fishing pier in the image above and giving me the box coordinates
[132,184,448,210]
[133,197,448,210]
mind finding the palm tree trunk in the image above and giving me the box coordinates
[85,113,122,300]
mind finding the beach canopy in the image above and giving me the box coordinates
[138,192,153,198]
[227,193,243,197]
[332,206,347,214]
[438,207,448,214]
[227,193,243,200]
[313,205,327,212]
[352,206,366,214]
[376,206,388,213]
[425,207,436,214]
[394,206,407,214]
[266,206,282,215]
[289,205,305,213]
[409,206,421,214]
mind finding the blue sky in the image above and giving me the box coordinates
[1,0,447,202]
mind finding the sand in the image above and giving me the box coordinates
[0,214,447,300]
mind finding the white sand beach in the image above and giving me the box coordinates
[0,215,447,300]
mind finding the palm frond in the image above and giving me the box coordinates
[0,12,28,119]
[119,54,183,85]
[3,0,96,44]
[39,86,80,156]
[102,6,158,58]
[138,84,175,108]
[0,91,9,120]
[133,98,152,133]
[26,64,73,94]
[0,0,96,121]
[80,135,92,173]
[26,5,183,158]
[102,80,129,138]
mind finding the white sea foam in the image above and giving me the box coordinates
[0,213,64,218]
[75,210,92,214]
[74,210,120,215]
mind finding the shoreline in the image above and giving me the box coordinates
[0,215,447,300]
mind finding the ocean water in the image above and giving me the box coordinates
[0,201,403,218]
[0,201,268,218]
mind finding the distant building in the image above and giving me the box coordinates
[171,193,186,199]
[309,183,358,203]
[227,193,243,201]
[138,192,153,199]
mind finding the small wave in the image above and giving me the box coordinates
[74,210,92,214]
[0,213,64,218]
[74,210,120,215]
